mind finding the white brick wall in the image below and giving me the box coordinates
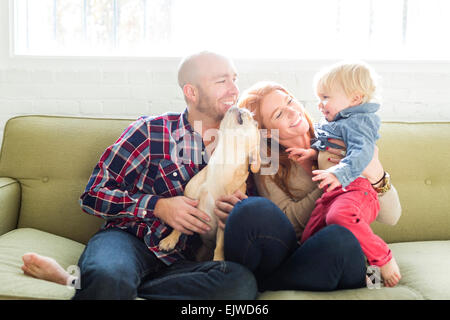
[1,0,450,146]
[0,0,449,145]
[0,59,450,146]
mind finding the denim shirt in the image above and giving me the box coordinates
[311,102,381,188]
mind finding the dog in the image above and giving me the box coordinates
[158,106,261,261]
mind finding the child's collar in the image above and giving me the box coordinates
[335,102,380,120]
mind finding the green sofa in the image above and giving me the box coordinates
[0,115,449,300]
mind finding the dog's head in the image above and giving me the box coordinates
[218,107,261,173]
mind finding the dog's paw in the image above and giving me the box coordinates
[158,237,177,251]
[213,252,225,261]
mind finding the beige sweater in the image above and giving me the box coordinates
[253,161,402,239]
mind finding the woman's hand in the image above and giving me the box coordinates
[214,190,248,230]
[325,138,347,163]
[325,138,385,184]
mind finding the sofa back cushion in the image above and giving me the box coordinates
[0,116,449,244]
[372,122,450,243]
[0,115,133,244]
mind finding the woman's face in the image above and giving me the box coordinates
[260,89,310,141]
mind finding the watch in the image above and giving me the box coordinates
[372,171,391,194]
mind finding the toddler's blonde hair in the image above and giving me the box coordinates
[314,61,380,104]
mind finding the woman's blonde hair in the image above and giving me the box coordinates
[238,81,315,199]
[314,61,380,104]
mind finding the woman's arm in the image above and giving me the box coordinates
[252,173,322,238]
[327,139,402,225]
[376,185,402,225]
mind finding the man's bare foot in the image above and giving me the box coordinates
[380,257,401,287]
[21,252,70,286]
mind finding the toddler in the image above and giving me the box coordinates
[288,61,401,287]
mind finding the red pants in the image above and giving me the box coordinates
[301,178,392,267]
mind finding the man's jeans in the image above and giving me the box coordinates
[224,197,367,291]
[73,228,257,300]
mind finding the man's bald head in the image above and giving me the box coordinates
[177,51,239,122]
[177,51,233,89]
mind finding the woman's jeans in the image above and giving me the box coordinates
[224,197,367,291]
[73,228,257,300]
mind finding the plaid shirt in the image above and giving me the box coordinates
[79,109,208,265]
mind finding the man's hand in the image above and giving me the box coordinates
[286,147,318,163]
[312,170,341,192]
[214,190,248,230]
[154,196,211,235]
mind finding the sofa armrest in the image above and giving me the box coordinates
[0,177,21,236]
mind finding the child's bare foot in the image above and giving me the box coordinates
[380,257,401,287]
[21,252,70,286]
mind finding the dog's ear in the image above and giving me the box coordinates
[250,153,261,173]
[249,128,261,173]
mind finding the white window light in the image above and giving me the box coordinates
[11,0,450,60]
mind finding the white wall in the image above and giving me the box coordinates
[1,1,450,146]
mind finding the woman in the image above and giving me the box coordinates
[216,81,401,291]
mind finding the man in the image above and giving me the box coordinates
[22,51,257,300]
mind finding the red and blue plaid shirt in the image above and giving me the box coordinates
[79,109,208,265]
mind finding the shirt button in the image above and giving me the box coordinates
[42,177,49,183]
[425,179,432,185]
[173,172,178,177]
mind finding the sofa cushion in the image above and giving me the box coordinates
[0,228,84,299]
[372,122,450,244]
[0,177,20,236]
[258,240,450,300]
[0,115,132,244]
[0,232,448,300]
[387,240,450,300]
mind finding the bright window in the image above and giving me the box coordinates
[12,0,450,59]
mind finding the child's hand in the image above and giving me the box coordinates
[312,170,341,192]
[286,147,318,163]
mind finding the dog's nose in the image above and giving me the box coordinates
[237,109,243,125]
[229,106,244,125]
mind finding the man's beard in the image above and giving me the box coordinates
[196,89,224,123]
